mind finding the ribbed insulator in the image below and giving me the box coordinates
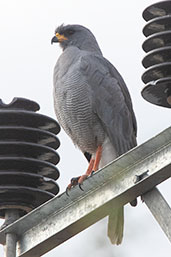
[141,0,171,108]
[0,97,60,218]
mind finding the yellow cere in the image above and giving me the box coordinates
[55,33,68,42]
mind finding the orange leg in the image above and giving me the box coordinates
[92,145,102,172]
[66,158,95,193]
[66,145,102,194]
[78,145,102,185]
[78,158,95,185]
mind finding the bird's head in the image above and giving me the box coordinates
[51,24,102,55]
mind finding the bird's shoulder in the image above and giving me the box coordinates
[79,53,137,137]
[79,53,109,76]
[79,53,137,152]
[80,53,131,98]
[79,53,129,107]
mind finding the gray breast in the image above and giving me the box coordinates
[53,48,105,154]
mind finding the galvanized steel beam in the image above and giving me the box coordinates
[142,187,171,242]
[0,127,170,257]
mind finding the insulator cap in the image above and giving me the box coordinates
[0,98,60,217]
[142,1,171,108]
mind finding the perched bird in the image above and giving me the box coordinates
[51,24,137,245]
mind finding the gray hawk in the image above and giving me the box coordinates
[51,24,137,245]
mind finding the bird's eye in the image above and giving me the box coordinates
[67,29,75,35]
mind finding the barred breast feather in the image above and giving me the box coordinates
[53,46,105,153]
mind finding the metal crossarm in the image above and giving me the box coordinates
[142,188,171,242]
[0,127,170,257]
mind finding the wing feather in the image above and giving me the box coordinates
[80,53,137,156]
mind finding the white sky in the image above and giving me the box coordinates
[0,0,171,256]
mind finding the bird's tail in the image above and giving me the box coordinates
[107,206,124,245]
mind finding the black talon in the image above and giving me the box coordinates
[66,187,70,196]
[79,183,84,191]
[91,170,95,176]
[66,176,81,196]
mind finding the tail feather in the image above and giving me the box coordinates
[107,206,124,245]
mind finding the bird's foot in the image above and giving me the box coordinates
[65,145,102,196]
[66,174,89,195]
[66,176,81,195]
[78,174,88,190]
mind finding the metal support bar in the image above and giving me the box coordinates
[142,187,171,242]
[0,127,170,257]
[5,233,17,257]
[4,210,20,257]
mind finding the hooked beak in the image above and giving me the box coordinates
[51,36,58,44]
[51,33,68,44]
